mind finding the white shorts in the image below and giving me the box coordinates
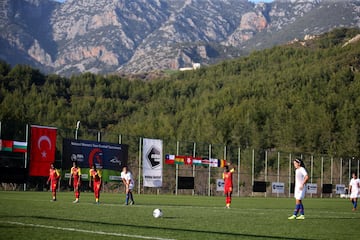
[294,188,306,200]
[350,191,359,199]
[129,183,134,190]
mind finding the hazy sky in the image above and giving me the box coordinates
[251,0,273,2]
[54,0,274,3]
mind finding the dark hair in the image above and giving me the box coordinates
[294,158,305,168]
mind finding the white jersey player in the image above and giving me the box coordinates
[121,166,135,205]
[349,172,360,211]
[288,158,309,220]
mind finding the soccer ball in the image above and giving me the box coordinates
[153,208,163,218]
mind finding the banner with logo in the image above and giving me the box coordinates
[335,184,346,194]
[142,138,162,187]
[216,179,224,191]
[62,139,128,182]
[29,125,57,176]
[271,182,285,193]
[306,183,317,194]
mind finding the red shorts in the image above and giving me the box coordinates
[224,186,232,194]
[73,179,79,188]
[51,181,58,191]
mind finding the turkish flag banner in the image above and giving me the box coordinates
[29,125,57,176]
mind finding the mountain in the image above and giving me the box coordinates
[0,0,359,76]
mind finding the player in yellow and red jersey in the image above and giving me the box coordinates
[69,161,81,203]
[47,163,60,201]
[223,165,235,208]
[89,164,102,204]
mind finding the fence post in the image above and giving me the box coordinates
[237,147,241,197]
[265,150,267,198]
[340,158,343,184]
[24,124,29,191]
[321,156,324,198]
[208,144,212,197]
[175,141,179,195]
[330,157,333,198]
[310,155,313,198]
[192,142,196,196]
[288,153,292,198]
[251,149,254,197]
[97,131,101,142]
[138,137,142,195]
[357,159,360,182]
[277,152,280,198]
[349,158,352,181]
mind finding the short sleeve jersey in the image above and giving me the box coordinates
[349,178,360,194]
[70,167,81,181]
[49,168,60,182]
[295,167,308,189]
[121,171,134,185]
[89,169,101,182]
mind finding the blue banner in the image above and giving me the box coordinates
[62,139,128,182]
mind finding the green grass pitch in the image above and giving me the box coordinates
[0,191,359,240]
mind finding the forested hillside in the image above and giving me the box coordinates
[1,28,360,158]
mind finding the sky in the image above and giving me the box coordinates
[251,0,274,2]
[54,0,274,3]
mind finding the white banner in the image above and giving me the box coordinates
[306,183,317,194]
[216,179,224,191]
[271,182,285,193]
[336,184,346,194]
[142,138,163,187]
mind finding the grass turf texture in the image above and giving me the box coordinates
[0,191,358,240]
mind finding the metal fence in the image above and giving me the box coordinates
[69,128,360,198]
[1,123,359,197]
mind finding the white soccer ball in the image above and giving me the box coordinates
[153,208,163,218]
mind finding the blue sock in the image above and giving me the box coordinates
[354,201,357,209]
[293,204,300,216]
[300,203,304,215]
[126,193,129,204]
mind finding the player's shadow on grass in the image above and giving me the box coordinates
[310,216,358,220]
[1,215,314,240]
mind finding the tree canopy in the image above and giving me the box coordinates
[1,28,360,158]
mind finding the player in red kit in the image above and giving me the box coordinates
[69,161,81,203]
[47,163,60,202]
[223,165,235,208]
[89,164,102,204]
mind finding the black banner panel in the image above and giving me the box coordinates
[178,176,194,189]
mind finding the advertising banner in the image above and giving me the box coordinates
[62,139,128,182]
[216,179,224,192]
[271,182,285,194]
[142,138,162,187]
[336,184,346,194]
[306,183,318,194]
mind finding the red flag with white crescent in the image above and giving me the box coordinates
[29,125,57,176]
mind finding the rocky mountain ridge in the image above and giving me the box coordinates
[0,0,359,76]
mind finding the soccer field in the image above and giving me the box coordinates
[0,191,358,240]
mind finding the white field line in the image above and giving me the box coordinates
[1,221,176,240]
